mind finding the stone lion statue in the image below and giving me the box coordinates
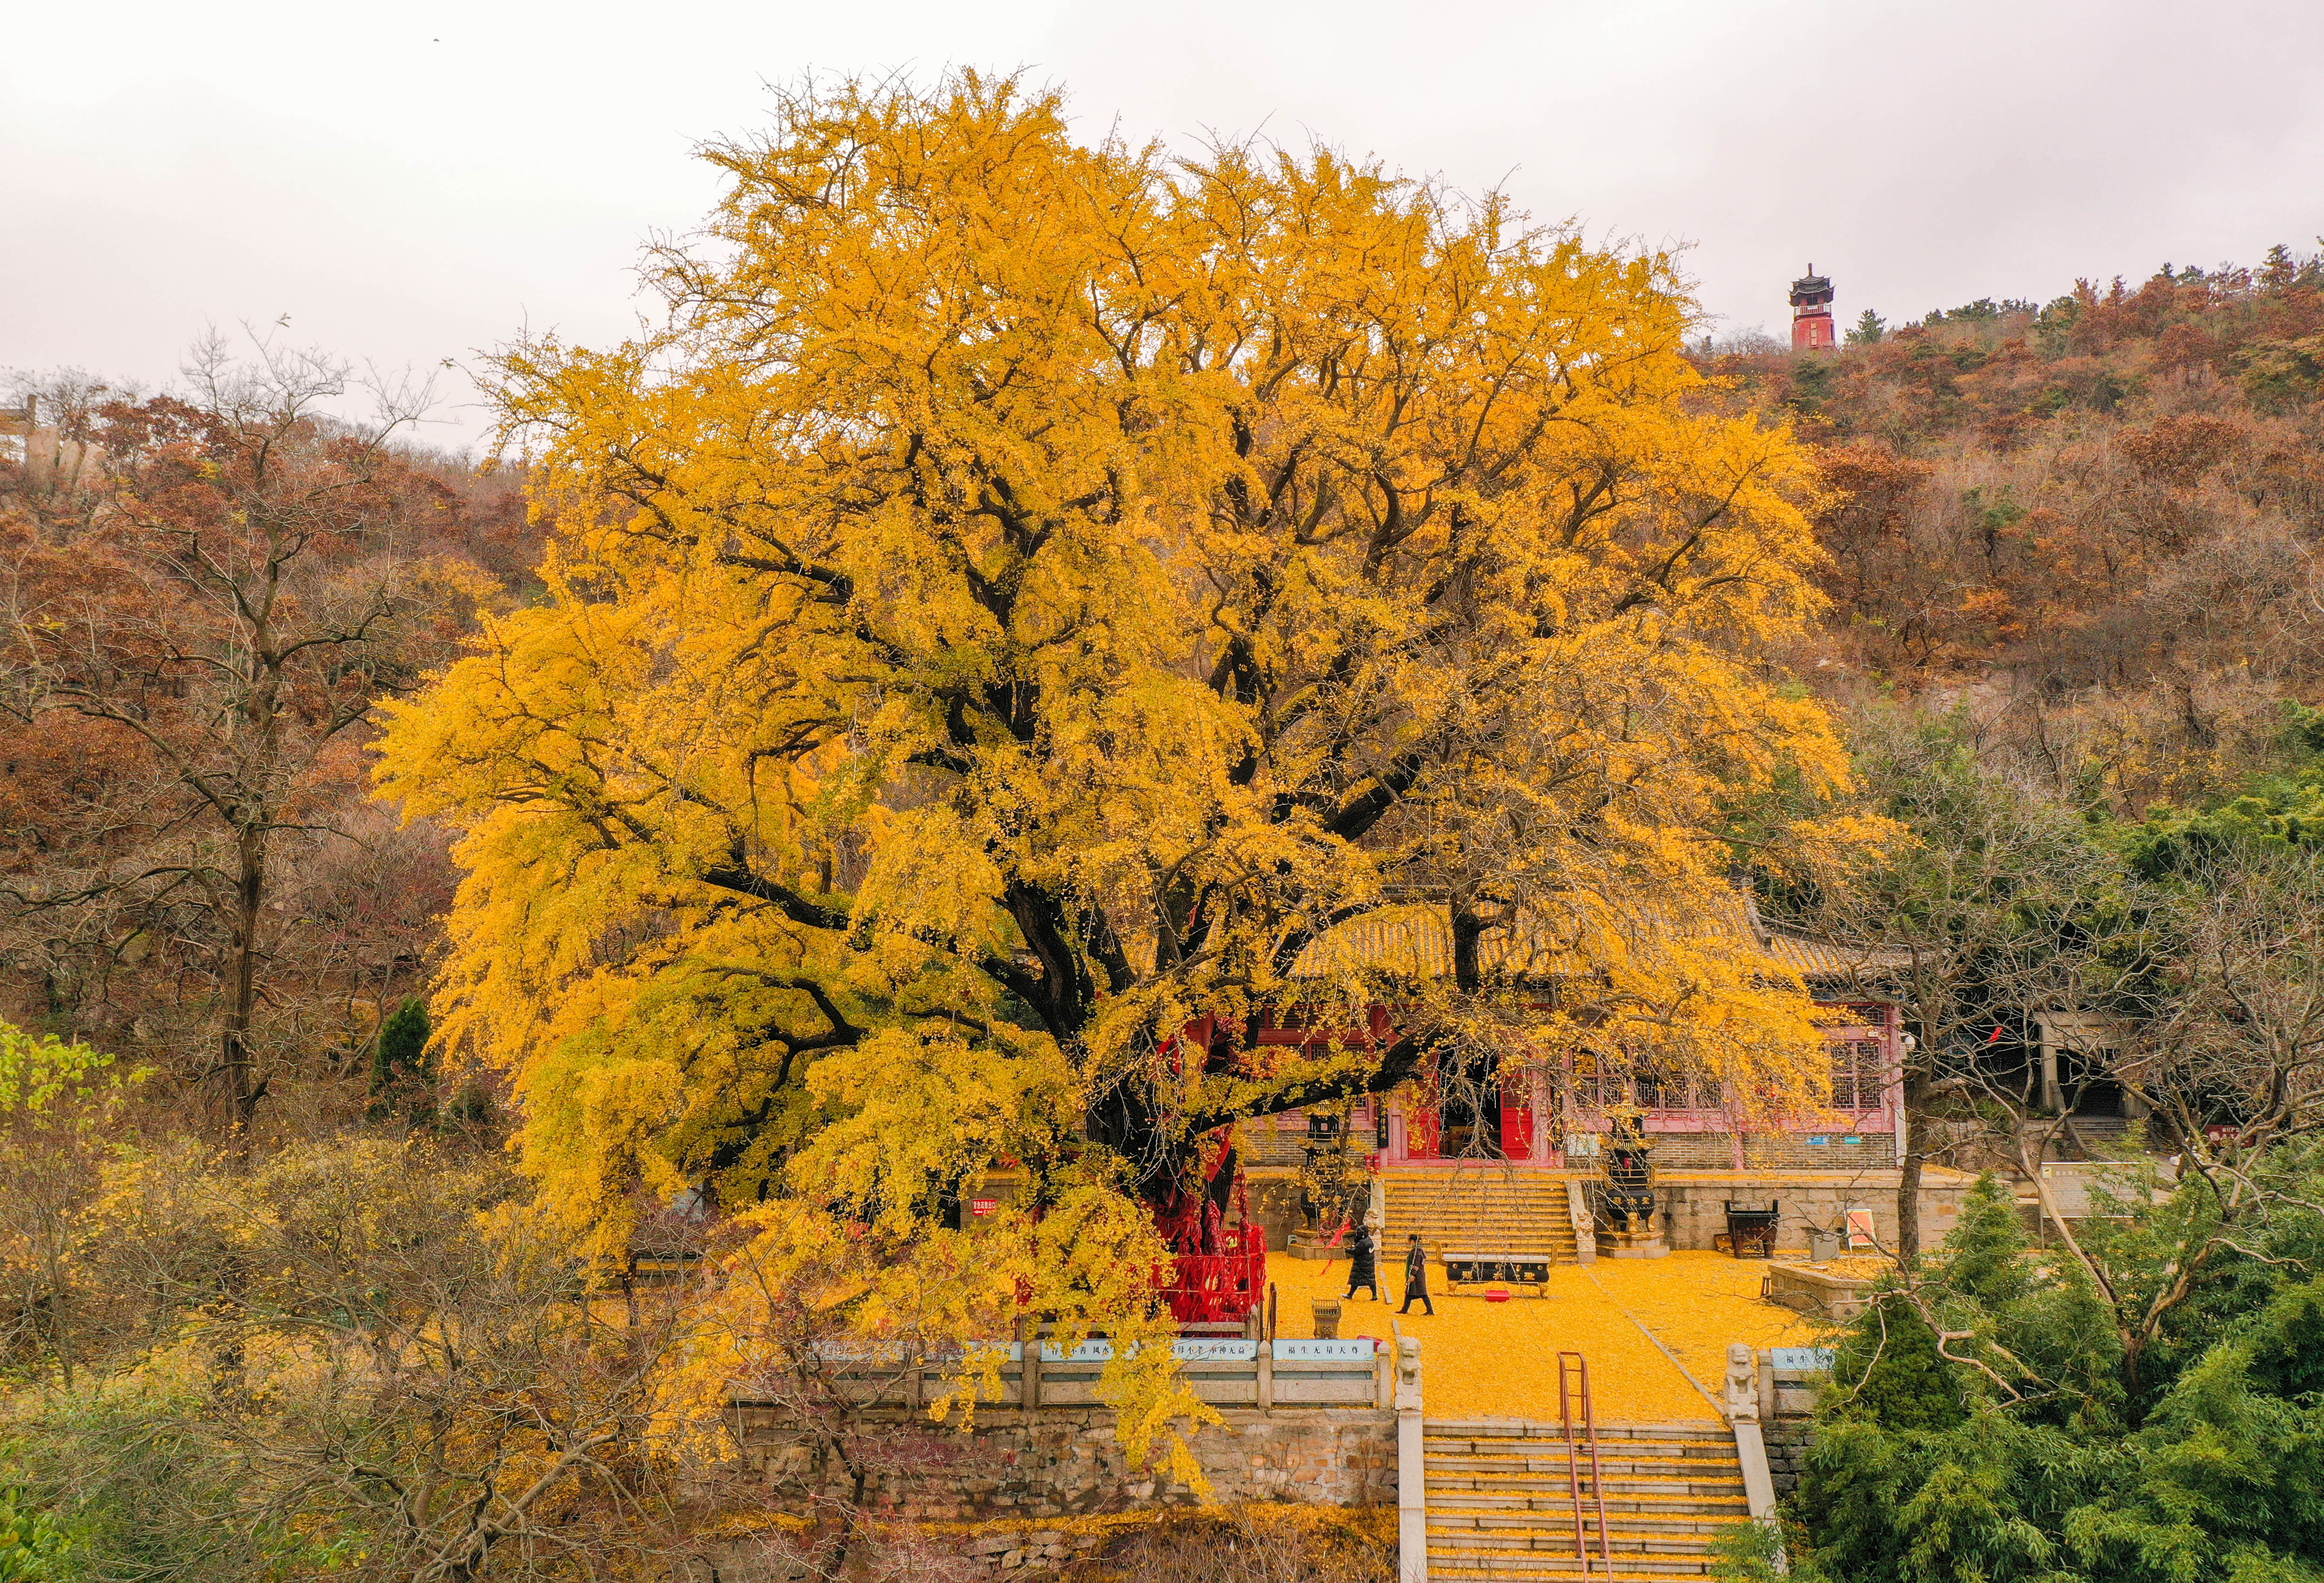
[1723,1342,1759,1423]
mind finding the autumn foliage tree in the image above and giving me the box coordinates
[378,73,1871,1435]
[7,1133,705,1583]
[0,338,497,1138]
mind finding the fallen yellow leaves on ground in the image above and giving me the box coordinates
[1266,1250,1829,1424]
[1793,1253,1897,1279]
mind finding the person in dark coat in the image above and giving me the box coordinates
[1344,1224,1381,1301]
[1399,1234,1434,1315]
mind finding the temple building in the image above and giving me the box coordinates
[1216,890,1974,1268]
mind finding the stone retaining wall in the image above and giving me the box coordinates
[1656,1171,1972,1253]
[729,1405,1395,1565]
[1764,1419,1815,1496]
[1765,1262,1873,1321]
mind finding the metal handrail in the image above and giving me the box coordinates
[1556,1353,1589,1574]
[1557,1351,1614,1577]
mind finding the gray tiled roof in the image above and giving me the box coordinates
[1287,893,1906,987]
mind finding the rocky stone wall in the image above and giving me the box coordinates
[727,1404,1395,1570]
[1764,1419,1815,1496]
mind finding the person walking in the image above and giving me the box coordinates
[1399,1233,1435,1316]
[1344,1223,1382,1302]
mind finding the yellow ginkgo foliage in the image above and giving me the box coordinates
[377,71,1873,1460]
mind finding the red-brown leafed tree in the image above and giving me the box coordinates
[0,336,503,1138]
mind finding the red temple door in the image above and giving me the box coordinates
[1405,1060,1442,1159]
[1500,1069,1534,1159]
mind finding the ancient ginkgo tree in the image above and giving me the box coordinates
[378,72,1873,1444]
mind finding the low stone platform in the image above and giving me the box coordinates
[1268,1250,1823,1424]
[1764,1260,1878,1321]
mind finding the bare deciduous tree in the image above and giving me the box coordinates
[2047,846,2324,1395]
[0,334,472,1138]
[34,1138,712,1581]
[1794,710,2130,1262]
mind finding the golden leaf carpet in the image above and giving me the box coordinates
[1266,1250,1831,1422]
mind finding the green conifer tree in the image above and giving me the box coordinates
[1939,1172,2034,1311]
[366,997,434,1123]
[1833,1292,1965,1431]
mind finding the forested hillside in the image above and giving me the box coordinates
[1720,249,2324,813]
[1709,251,2324,1583]
[0,343,543,1137]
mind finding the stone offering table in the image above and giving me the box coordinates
[1441,1253,1553,1293]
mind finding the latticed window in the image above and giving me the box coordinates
[1828,1039,1886,1110]
[1636,1065,1698,1111]
[1571,1050,1612,1108]
[1570,1051,1705,1110]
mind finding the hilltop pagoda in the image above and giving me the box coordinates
[1790,265,1836,350]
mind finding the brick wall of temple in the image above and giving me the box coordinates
[1742,1132,1897,1170]
[1647,1131,1740,1169]
[1611,1130,1903,1172]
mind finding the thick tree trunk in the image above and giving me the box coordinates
[1894,1033,1931,1265]
[221,618,281,1146]
[1093,1017,1432,1257]
[222,819,268,1143]
[1896,1091,1924,1267]
[1091,1082,1223,1252]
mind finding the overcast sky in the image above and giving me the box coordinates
[7,0,2322,452]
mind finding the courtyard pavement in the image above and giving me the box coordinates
[1265,1249,1831,1422]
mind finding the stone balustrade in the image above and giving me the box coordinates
[1754,1344,1833,1495]
[790,1336,1392,1413]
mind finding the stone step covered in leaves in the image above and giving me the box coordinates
[1423,1417,1749,1582]
[1382,1175,1582,1263]
[1430,1490,1752,1517]
[1428,1471,1749,1499]
[1431,1511,1744,1541]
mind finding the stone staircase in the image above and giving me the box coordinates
[1424,1419,1748,1578]
[1382,1171,1581,1264]
[2053,1114,2132,1160]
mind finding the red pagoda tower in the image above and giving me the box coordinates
[1789,265,1836,350]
